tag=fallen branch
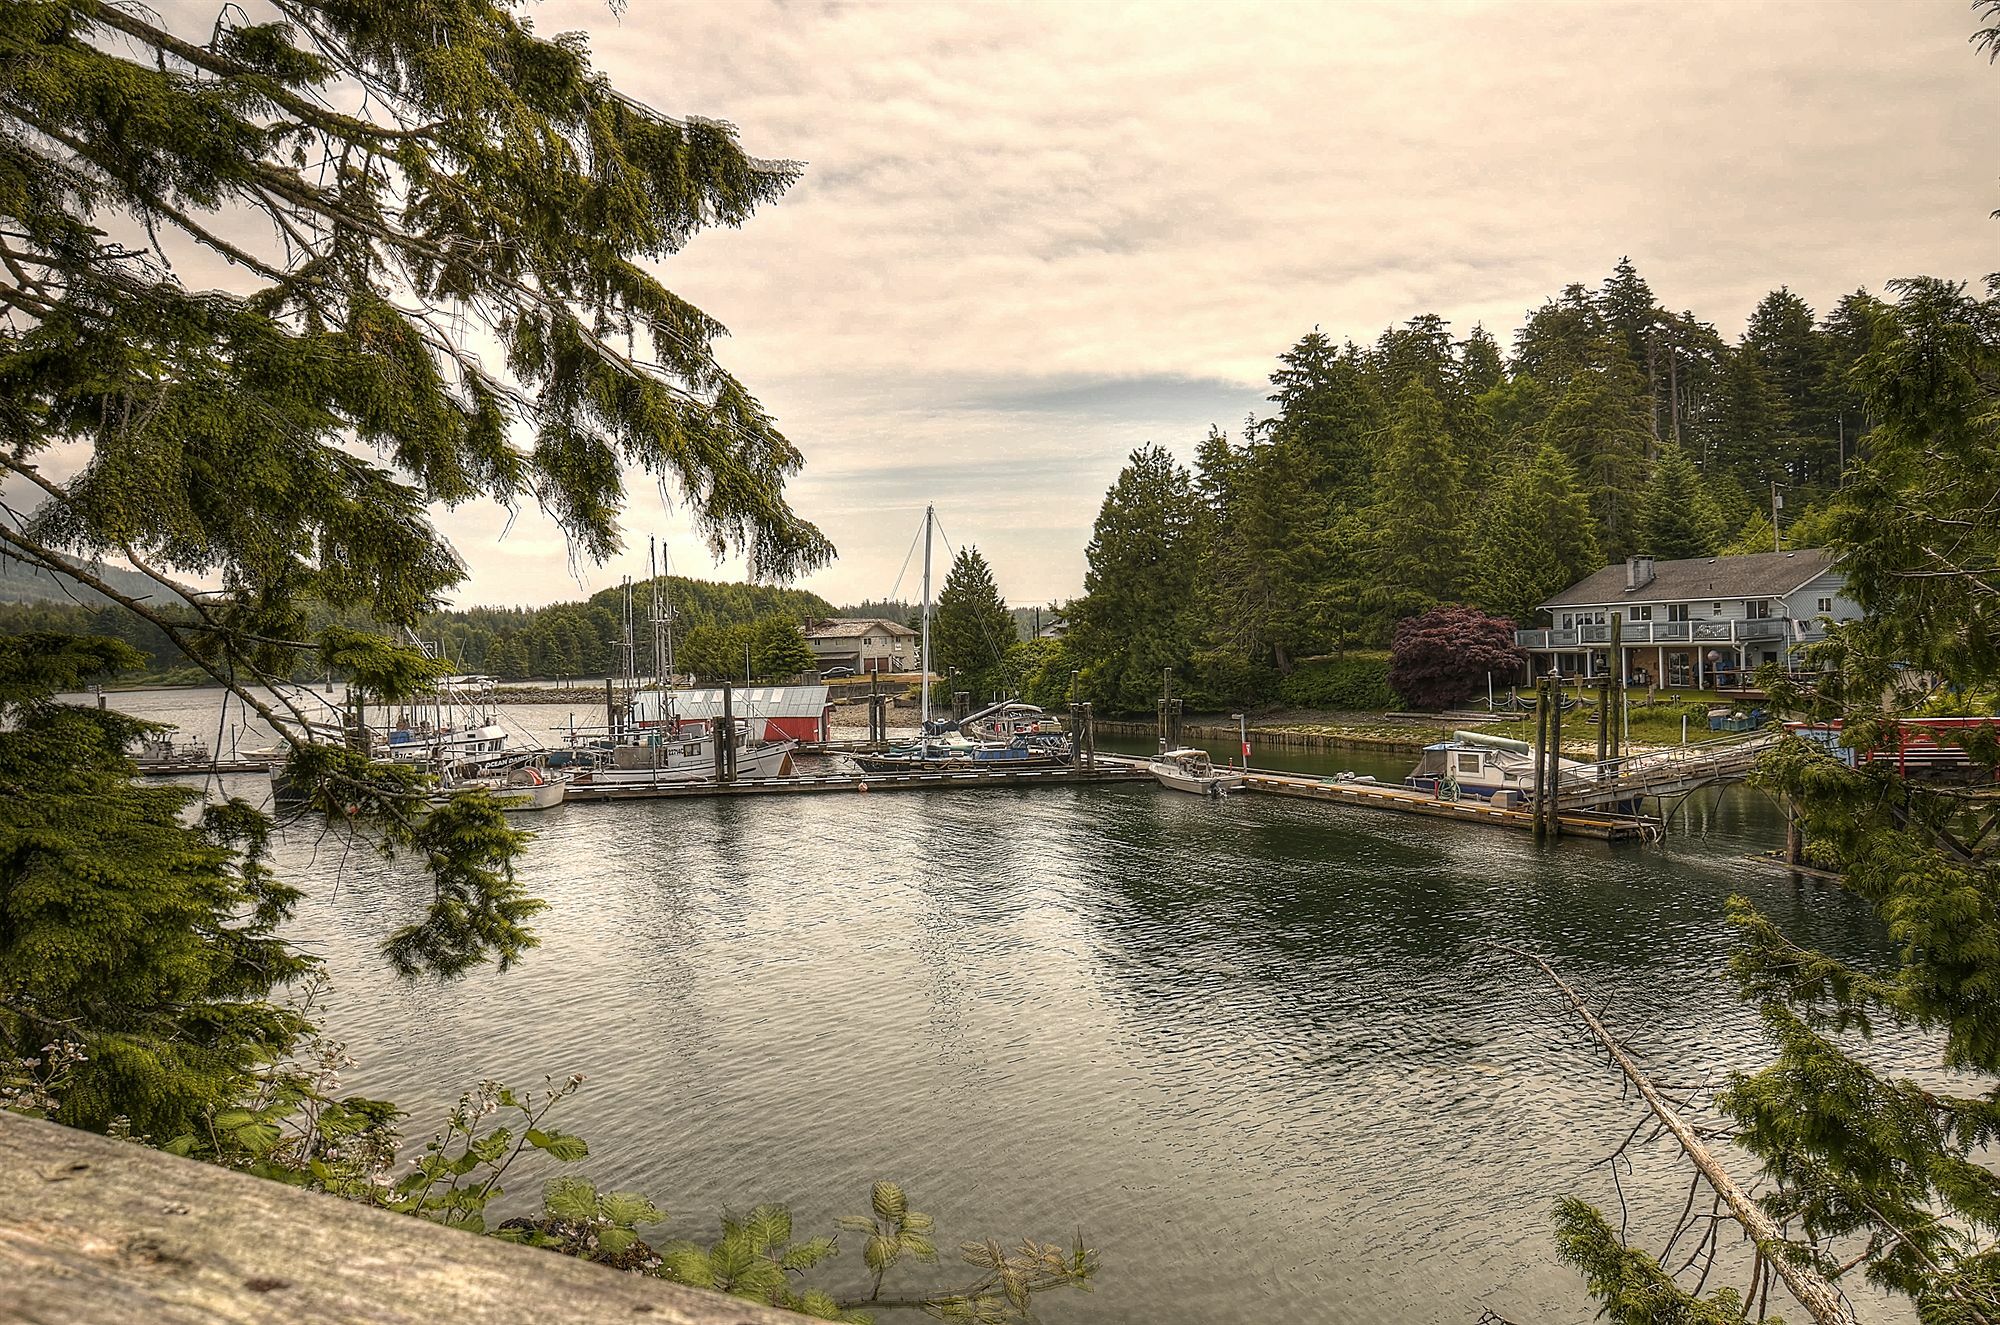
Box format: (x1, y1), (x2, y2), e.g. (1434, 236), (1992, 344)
(1488, 941), (1858, 1325)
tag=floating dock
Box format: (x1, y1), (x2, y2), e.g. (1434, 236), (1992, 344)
(1088, 756), (1660, 841)
(135, 759), (274, 778)
(563, 763), (1151, 802)
(1234, 768), (1659, 841)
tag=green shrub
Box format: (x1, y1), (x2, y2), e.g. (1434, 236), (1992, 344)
(1275, 652), (1399, 710)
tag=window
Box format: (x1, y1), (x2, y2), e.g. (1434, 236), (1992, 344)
(1667, 604), (1690, 622)
(1817, 597), (1833, 613)
(1455, 752), (1480, 775)
(1634, 606), (1652, 621)
(1746, 599), (1772, 620)
(1561, 614), (1572, 628)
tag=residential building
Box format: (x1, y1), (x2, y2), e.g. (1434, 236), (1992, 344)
(1514, 549), (1860, 688)
(803, 618), (918, 674)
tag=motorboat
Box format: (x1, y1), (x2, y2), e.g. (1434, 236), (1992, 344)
(1404, 730), (1592, 801)
(1148, 747), (1245, 796)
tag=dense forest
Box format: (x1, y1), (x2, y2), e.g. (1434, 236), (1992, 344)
(1051, 259), (1882, 713)
(424, 577), (833, 680)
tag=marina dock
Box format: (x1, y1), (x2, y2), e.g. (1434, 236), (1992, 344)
(564, 762), (1151, 802)
(1233, 767), (1660, 841)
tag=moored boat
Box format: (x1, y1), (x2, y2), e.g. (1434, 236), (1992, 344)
(1148, 747), (1245, 796)
(1404, 730), (1592, 801)
(431, 764), (568, 811)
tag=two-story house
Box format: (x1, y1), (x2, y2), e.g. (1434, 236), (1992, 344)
(803, 617), (918, 675)
(1514, 549), (1861, 688)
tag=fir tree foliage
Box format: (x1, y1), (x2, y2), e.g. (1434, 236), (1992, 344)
(1069, 445), (1200, 712)
(1636, 443), (1727, 560)
(0, 634), (314, 1138)
(0, 0), (832, 981)
(1477, 441), (1604, 625)
(932, 547), (1013, 697)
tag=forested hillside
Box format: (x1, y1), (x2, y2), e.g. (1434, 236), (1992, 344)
(1061, 260), (1880, 712)
(426, 576), (833, 680)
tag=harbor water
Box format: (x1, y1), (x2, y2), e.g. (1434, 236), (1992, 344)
(97, 688), (1903, 1323)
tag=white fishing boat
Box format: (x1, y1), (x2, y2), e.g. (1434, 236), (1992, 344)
(1148, 747), (1245, 796)
(563, 716), (796, 787)
(431, 764), (568, 811)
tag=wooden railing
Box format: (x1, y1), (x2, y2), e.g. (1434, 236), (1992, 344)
(0, 1110), (802, 1324)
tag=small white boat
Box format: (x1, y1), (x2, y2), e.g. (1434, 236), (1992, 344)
(1148, 747), (1245, 796)
(432, 765), (567, 811)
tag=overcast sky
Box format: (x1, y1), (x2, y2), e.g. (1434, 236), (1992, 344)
(181, 1), (2000, 609)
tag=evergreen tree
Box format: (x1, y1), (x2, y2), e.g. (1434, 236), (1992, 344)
(1598, 257), (1673, 446)
(1636, 443), (1727, 560)
(1540, 372), (1652, 559)
(752, 618), (813, 680)
(0, 0), (829, 996)
(1366, 380), (1468, 623)
(1512, 283), (1608, 392)
(0, 635), (316, 1140)
(1068, 446), (1199, 712)
(1456, 324), (1506, 397)
(933, 548), (1013, 695)
(1475, 442), (1604, 623)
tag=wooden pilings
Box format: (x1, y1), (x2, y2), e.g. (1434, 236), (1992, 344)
(1533, 671), (1563, 840)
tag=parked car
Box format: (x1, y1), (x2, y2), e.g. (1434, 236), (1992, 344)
(821, 665), (856, 679)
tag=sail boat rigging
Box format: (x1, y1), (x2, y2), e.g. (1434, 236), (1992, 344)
(847, 504), (1071, 773)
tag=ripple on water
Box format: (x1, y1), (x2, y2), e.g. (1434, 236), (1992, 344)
(103, 691), (1906, 1325)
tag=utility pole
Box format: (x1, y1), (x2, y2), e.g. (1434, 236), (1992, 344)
(1771, 481), (1784, 552)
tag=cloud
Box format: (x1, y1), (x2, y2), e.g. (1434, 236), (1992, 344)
(141, 0), (2000, 611)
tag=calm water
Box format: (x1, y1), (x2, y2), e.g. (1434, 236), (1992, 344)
(98, 687), (1901, 1323)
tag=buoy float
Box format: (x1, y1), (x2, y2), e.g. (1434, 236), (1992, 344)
(857, 781), (869, 793)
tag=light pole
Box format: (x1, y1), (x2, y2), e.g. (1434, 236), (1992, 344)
(1230, 712), (1248, 768)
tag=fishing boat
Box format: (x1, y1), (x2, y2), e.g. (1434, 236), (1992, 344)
(1403, 730), (1592, 801)
(430, 764), (568, 811)
(1148, 747), (1245, 796)
(560, 714), (796, 787)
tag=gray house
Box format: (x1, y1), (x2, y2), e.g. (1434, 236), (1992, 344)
(804, 618), (917, 674)
(1514, 549), (1860, 688)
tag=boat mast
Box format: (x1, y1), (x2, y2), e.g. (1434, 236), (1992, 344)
(620, 576), (635, 732)
(649, 537), (664, 688)
(661, 541), (677, 684)
(920, 503), (933, 737)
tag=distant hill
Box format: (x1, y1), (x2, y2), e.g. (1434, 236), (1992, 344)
(0, 554), (166, 608)
(425, 575), (834, 680)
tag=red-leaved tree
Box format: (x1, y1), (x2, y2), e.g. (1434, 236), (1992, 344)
(1390, 606), (1527, 710)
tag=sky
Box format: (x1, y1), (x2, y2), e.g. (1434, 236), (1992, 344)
(99, 1), (2000, 609)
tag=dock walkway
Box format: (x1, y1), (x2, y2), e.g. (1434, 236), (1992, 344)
(1555, 732), (1777, 811)
(1093, 757), (1659, 841)
(564, 763), (1150, 802)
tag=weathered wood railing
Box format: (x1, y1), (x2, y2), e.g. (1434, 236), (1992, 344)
(0, 1111), (801, 1323)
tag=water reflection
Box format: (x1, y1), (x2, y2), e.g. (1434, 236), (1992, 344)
(89, 689), (1900, 1324)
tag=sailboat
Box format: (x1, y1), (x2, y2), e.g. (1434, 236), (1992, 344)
(847, 505), (1071, 774)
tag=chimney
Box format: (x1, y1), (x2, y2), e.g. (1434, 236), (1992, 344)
(1625, 556), (1655, 591)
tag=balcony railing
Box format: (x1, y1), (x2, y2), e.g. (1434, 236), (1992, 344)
(1516, 618), (1809, 650)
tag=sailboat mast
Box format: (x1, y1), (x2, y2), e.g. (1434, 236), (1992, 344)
(649, 537), (664, 687)
(663, 544), (677, 682)
(920, 503), (933, 736)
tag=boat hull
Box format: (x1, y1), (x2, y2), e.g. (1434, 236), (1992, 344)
(1149, 763), (1245, 795)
